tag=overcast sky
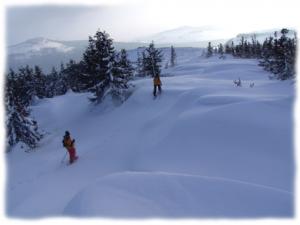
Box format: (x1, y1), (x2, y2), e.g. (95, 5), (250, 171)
(6, 0), (299, 45)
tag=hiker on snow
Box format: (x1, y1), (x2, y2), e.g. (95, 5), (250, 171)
(153, 74), (162, 97)
(62, 131), (78, 164)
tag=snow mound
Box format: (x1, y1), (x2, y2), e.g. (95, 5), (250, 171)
(64, 171), (293, 218)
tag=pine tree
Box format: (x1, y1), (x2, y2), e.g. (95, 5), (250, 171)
(45, 67), (58, 97)
(5, 69), (43, 151)
(218, 43), (225, 59)
(143, 42), (163, 77)
(83, 30), (115, 103)
(136, 50), (145, 77)
(251, 34), (262, 58)
(118, 49), (134, 81)
(59, 62), (70, 92)
(141, 51), (147, 76)
(170, 45), (177, 67)
(259, 28), (296, 80)
(64, 59), (86, 92)
(33, 65), (46, 98)
(206, 42), (213, 57)
(110, 52), (133, 103)
(277, 29), (296, 79)
(17, 65), (35, 106)
(231, 41), (235, 56)
(260, 37), (274, 71)
(54, 66), (68, 96)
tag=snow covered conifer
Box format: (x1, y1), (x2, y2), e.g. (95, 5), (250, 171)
(83, 30), (115, 103)
(170, 45), (177, 67)
(110, 52), (133, 103)
(45, 67), (59, 97)
(64, 59), (86, 92)
(17, 65), (35, 106)
(136, 49), (146, 77)
(143, 42), (163, 77)
(118, 49), (134, 81)
(260, 37), (274, 71)
(55, 67), (68, 95)
(5, 70), (43, 151)
(136, 50), (143, 76)
(33, 65), (46, 99)
(206, 42), (213, 57)
(218, 43), (224, 55)
(141, 51), (147, 76)
(276, 29), (296, 80)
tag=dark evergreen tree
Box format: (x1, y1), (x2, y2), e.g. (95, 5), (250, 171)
(141, 51), (147, 75)
(224, 28), (296, 80)
(59, 62), (70, 92)
(5, 69), (43, 151)
(225, 44), (231, 54)
(231, 41), (235, 56)
(17, 65), (35, 106)
(136, 50), (145, 77)
(213, 47), (218, 54)
(206, 42), (213, 57)
(44, 67), (58, 98)
(276, 29), (296, 79)
(33, 65), (46, 98)
(82, 30), (115, 103)
(63, 59), (86, 92)
(218, 43), (224, 55)
(260, 37), (274, 71)
(118, 49), (134, 81)
(170, 45), (177, 67)
(143, 42), (163, 77)
(55, 66), (68, 95)
(110, 52), (133, 103)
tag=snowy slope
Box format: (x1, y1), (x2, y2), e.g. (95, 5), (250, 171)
(6, 54), (294, 218)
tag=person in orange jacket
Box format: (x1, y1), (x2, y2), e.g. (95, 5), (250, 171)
(153, 74), (162, 97)
(62, 131), (78, 164)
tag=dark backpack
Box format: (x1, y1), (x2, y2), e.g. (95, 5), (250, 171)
(62, 138), (67, 147)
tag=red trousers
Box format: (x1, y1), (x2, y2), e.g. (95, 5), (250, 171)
(67, 148), (77, 163)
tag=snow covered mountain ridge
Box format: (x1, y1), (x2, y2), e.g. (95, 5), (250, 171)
(136, 26), (230, 44)
(6, 37), (146, 72)
(8, 37), (74, 56)
(6, 27), (296, 73)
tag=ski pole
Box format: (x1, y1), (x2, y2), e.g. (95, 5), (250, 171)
(61, 152), (67, 164)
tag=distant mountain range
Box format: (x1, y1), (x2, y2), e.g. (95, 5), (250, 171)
(136, 26), (229, 45)
(6, 27), (295, 73)
(7, 37), (149, 73)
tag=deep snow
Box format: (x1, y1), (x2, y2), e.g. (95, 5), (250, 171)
(6, 53), (295, 218)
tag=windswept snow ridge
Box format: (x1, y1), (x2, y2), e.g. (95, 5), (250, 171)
(63, 171), (292, 218)
(6, 54), (295, 218)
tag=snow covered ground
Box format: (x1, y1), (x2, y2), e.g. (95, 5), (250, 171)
(6, 53), (295, 218)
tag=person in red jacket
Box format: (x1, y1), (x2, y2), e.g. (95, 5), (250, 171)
(62, 131), (78, 164)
